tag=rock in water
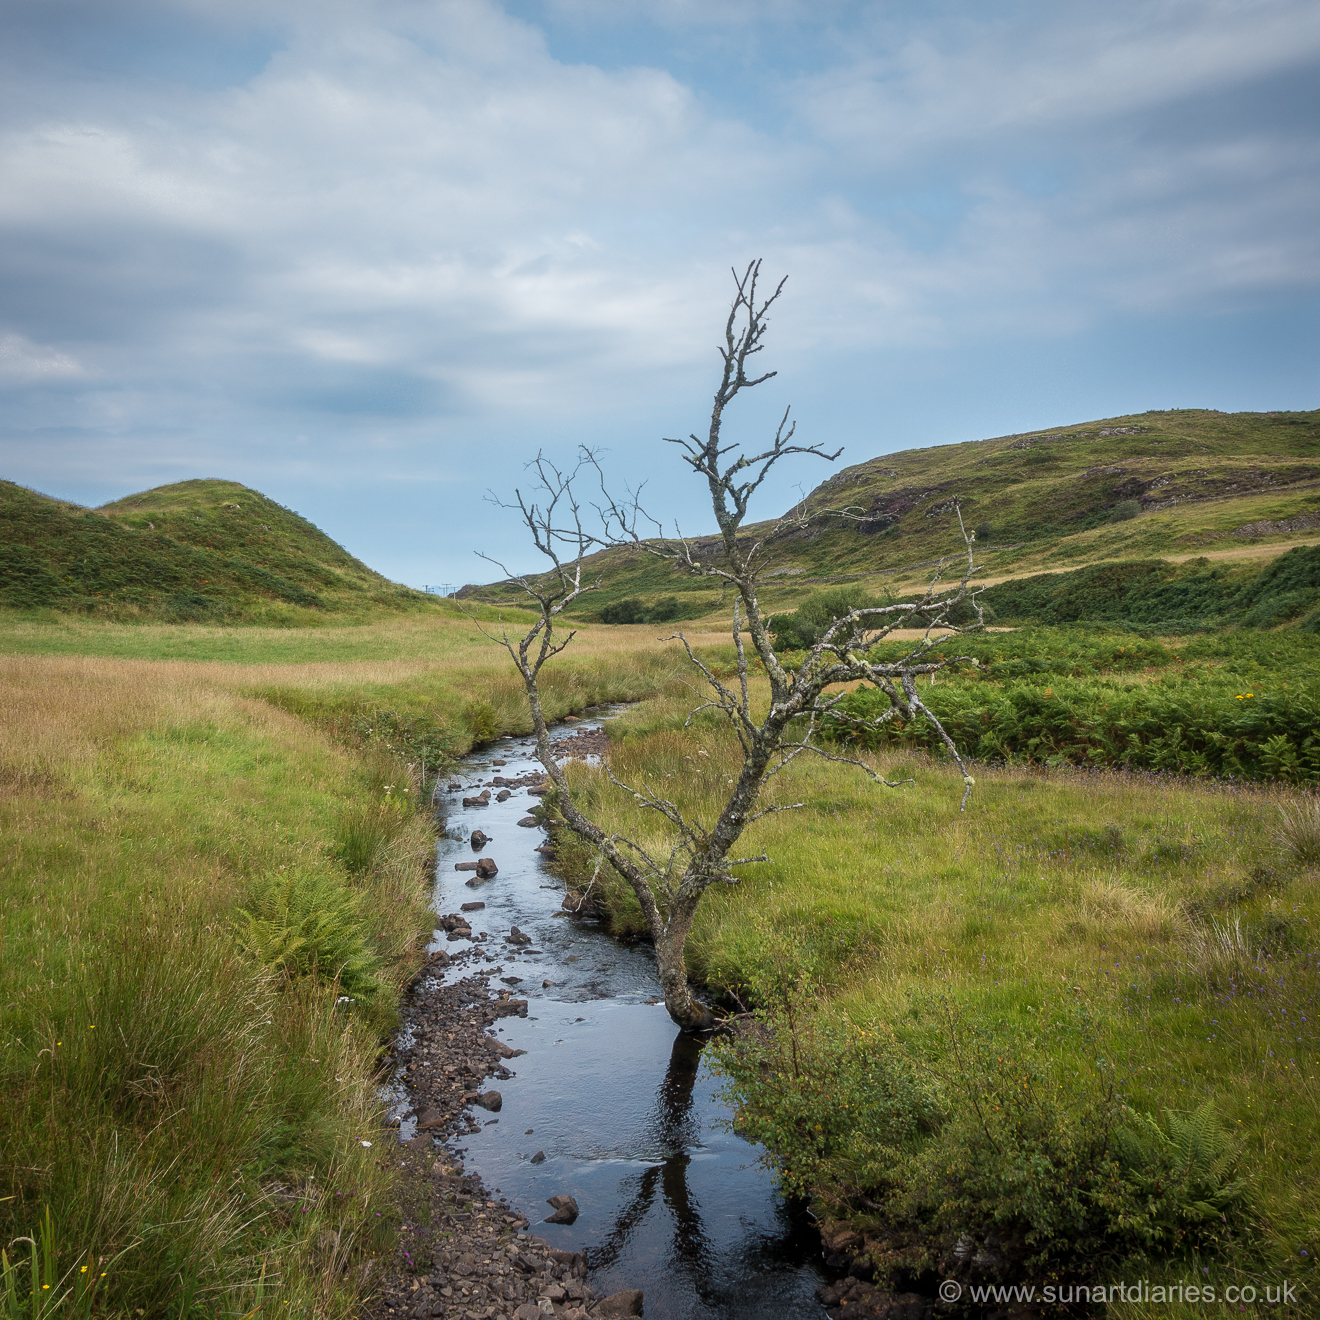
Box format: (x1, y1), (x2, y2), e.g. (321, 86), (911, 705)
(473, 1091), (502, 1112)
(475, 856), (498, 878)
(544, 1193), (579, 1224)
(595, 1289), (644, 1316)
(470, 829), (489, 847)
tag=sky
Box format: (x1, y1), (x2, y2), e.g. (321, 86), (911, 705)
(1, 0), (1317, 589)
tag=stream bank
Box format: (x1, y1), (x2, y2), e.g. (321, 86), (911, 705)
(368, 707), (913, 1320)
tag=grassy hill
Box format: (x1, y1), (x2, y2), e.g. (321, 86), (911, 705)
(463, 407), (1320, 626)
(0, 478), (436, 623)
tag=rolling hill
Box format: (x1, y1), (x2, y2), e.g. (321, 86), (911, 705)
(463, 407), (1320, 629)
(0, 478), (434, 622)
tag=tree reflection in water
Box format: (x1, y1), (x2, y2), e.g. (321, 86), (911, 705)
(587, 1031), (823, 1317)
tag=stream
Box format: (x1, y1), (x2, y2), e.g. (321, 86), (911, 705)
(416, 709), (829, 1319)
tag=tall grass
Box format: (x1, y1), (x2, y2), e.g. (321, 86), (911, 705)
(549, 694), (1320, 1302)
(0, 656), (435, 1316)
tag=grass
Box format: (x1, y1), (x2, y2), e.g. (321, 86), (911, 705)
(0, 477), (438, 623)
(0, 611), (698, 1316)
(4, 591), (1318, 1312)
(467, 407), (1320, 623)
(0, 654), (435, 1317)
(545, 655), (1320, 1309)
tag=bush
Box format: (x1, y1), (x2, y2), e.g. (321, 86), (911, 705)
(714, 993), (1253, 1289)
(1111, 499), (1141, 521)
(598, 595), (692, 625)
(768, 587), (892, 652)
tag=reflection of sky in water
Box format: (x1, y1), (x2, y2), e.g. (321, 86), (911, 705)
(415, 721), (827, 1319)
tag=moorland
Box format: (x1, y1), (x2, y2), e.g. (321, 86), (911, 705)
(1, 407), (1318, 1318)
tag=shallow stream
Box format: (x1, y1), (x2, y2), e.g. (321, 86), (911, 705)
(416, 710), (828, 1319)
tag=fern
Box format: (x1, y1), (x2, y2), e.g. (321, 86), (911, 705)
(235, 871), (383, 1001)
(1115, 1100), (1249, 1244)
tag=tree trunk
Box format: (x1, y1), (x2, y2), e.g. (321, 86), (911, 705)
(656, 890), (715, 1032)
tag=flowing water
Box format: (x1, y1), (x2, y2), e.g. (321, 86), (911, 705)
(414, 711), (829, 1319)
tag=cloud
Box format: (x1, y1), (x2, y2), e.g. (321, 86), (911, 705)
(0, 0), (1315, 584)
(0, 333), (86, 381)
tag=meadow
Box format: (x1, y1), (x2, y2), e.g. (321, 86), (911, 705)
(0, 611), (691, 1319)
(543, 633), (1320, 1315)
(2, 603), (1317, 1316)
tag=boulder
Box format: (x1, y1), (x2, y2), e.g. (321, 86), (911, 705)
(460, 900), (485, 912)
(527, 784), (550, 797)
(506, 926), (533, 945)
(518, 816), (540, 827)
(453, 860), (479, 871)
(461, 793), (490, 807)
(474, 857), (498, 878)
(470, 829), (489, 847)
(473, 1091), (502, 1112)
(529, 1150), (546, 1165)
(544, 1193), (579, 1224)
(491, 758), (507, 766)
(494, 997), (529, 1018)
(512, 1305), (543, 1320)
(415, 1107), (446, 1131)
(496, 790), (511, 802)
(594, 1289), (643, 1316)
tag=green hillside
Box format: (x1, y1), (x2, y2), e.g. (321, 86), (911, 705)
(464, 407), (1320, 624)
(0, 478), (434, 623)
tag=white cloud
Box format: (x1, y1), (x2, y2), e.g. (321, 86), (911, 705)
(0, 333), (86, 381)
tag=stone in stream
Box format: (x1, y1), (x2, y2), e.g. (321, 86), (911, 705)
(460, 900), (485, 911)
(496, 790), (511, 801)
(453, 860), (479, 871)
(415, 1106), (446, 1131)
(469, 829), (489, 847)
(472, 1090), (502, 1112)
(505, 926), (532, 945)
(474, 857), (498, 878)
(595, 1290), (644, 1317)
(517, 816), (540, 827)
(491, 758), (507, 766)
(544, 1193), (579, 1224)
(462, 791), (491, 807)
(529, 1150), (546, 1165)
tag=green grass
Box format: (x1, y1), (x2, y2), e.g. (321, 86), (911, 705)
(543, 640), (1320, 1309)
(466, 407), (1320, 622)
(0, 655), (437, 1317)
(0, 477), (440, 623)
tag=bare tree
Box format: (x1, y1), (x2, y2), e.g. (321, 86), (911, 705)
(483, 261), (984, 1032)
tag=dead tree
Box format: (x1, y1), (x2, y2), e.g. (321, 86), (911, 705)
(484, 261), (984, 1032)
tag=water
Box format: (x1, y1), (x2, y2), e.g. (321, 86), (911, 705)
(421, 713), (828, 1319)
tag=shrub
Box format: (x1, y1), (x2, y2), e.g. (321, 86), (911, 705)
(1111, 499), (1141, 521)
(714, 993), (1254, 1289)
(600, 597), (647, 624)
(768, 587), (891, 652)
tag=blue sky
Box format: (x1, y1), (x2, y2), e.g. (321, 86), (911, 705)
(1, 0), (1317, 588)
